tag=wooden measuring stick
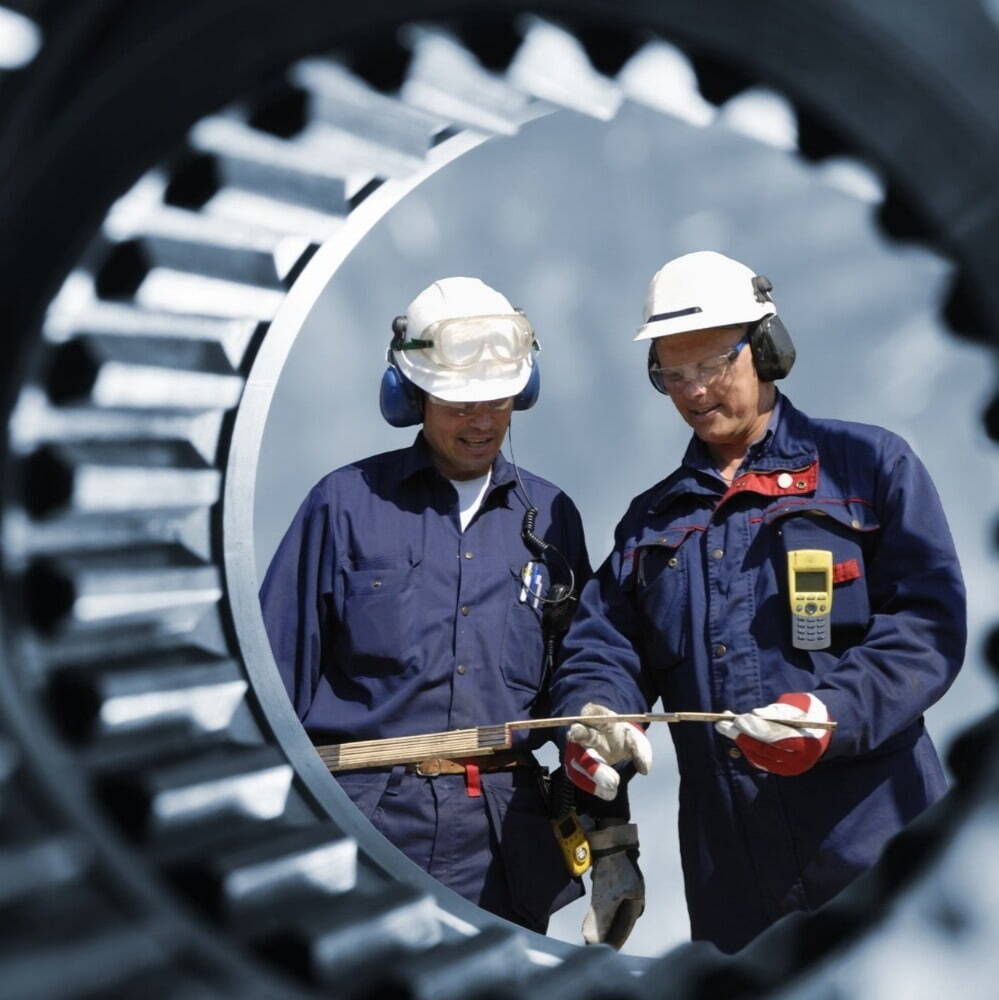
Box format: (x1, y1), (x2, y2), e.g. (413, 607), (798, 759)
(315, 711), (836, 772)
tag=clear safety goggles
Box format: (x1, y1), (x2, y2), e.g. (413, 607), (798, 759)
(650, 333), (749, 393)
(397, 313), (536, 370)
(427, 395), (514, 416)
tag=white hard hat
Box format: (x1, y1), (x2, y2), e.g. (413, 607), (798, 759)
(394, 277), (536, 402)
(634, 250), (776, 341)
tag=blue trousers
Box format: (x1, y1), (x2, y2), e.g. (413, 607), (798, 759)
(335, 766), (582, 932)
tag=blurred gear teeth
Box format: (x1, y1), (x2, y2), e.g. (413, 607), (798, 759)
(254, 883), (443, 986)
(3, 6), (998, 999)
(400, 25), (531, 135)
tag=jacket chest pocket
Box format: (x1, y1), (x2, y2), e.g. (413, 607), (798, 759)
(500, 561), (545, 693)
(625, 528), (699, 669)
(339, 559), (420, 675)
(770, 504), (880, 646)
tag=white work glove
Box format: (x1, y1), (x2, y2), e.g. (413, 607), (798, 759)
(715, 692), (832, 776)
(582, 820), (645, 950)
(565, 703), (653, 802)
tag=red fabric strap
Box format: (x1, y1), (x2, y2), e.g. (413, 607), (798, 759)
(464, 761), (482, 797)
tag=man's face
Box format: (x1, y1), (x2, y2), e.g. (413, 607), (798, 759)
(422, 396), (513, 480)
(654, 324), (775, 452)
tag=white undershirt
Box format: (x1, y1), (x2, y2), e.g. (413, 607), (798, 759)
(450, 469), (492, 531)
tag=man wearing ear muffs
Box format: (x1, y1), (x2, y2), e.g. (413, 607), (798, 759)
(261, 276), (632, 937)
(551, 250), (966, 953)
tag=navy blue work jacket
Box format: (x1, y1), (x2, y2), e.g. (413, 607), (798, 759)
(551, 394), (966, 953)
(261, 434), (591, 929)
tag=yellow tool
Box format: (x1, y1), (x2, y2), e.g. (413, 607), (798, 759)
(551, 811), (592, 877)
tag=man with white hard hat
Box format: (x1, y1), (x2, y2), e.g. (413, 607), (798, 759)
(551, 250), (966, 952)
(262, 277), (632, 936)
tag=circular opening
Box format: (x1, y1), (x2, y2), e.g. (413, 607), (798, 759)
(245, 98), (997, 956)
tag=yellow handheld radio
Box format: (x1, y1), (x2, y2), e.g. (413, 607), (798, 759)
(787, 549), (833, 650)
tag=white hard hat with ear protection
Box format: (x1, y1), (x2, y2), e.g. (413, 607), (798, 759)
(637, 250), (795, 384)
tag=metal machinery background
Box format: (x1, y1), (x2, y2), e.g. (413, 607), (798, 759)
(1, 1), (998, 997)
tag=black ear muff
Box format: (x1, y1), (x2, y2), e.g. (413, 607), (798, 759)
(748, 274), (795, 381)
(749, 314), (796, 381)
(647, 342), (668, 394)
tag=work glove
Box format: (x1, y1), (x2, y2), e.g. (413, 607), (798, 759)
(565, 703), (653, 802)
(582, 819), (645, 950)
(715, 692), (832, 776)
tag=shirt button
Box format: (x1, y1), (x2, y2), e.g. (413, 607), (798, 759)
(777, 472), (793, 489)
(667, 557), (678, 569)
(461, 605), (470, 616)
(456, 664), (467, 675)
(851, 519), (861, 530)
(728, 747), (742, 759)
(711, 548), (724, 561)
(713, 643), (727, 658)
(464, 552), (474, 559)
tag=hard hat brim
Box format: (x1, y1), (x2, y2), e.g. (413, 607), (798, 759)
(633, 301), (775, 341)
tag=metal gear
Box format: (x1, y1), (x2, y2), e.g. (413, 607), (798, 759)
(1, 2), (997, 997)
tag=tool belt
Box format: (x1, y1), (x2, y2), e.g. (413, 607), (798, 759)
(405, 749), (534, 776)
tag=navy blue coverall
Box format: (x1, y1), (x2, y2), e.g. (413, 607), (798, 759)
(551, 394), (966, 952)
(261, 434), (592, 931)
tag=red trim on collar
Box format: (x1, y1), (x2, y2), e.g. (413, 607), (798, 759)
(719, 460), (819, 507)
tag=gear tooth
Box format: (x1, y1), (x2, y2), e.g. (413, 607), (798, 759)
(0, 906), (179, 1000)
(254, 884), (442, 986)
(24, 440), (221, 518)
(0, 835), (92, 909)
(168, 823), (357, 926)
(399, 25), (529, 136)
(519, 947), (644, 1000)
(293, 58), (443, 163)
(97, 744), (292, 841)
(48, 649), (247, 744)
(363, 925), (529, 1000)
(506, 17), (622, 120)
(23, 544), (222, 640)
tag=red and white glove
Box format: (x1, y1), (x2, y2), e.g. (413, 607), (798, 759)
(715, 693), (832, 776)
(564, 703), (653, 802)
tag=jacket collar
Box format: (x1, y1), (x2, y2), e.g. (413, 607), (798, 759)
(401, 432), (519, 493)
(648, 392), (818, 513)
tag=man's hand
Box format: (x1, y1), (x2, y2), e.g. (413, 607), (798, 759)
(715, 692), (832, 776)
(582, 820), (645, 950)
(564, 703), (653, 801)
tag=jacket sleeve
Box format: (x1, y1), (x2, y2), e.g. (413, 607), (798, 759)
(259, 485), (337, 722)
(816, 439), (966, 758)
(550, 518), (657, 720)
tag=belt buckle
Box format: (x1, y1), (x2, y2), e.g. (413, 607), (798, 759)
(416, 757), (442, 776)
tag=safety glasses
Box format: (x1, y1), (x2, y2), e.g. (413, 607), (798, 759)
(650, 333), (749, 393)
(396, 314), (535, 370)
(426, 395), (513, 417)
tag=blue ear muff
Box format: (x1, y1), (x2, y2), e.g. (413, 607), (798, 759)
(379, 362), (423, 427)
(381, 357), (540, 425)
(512, 359), (540, 411)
